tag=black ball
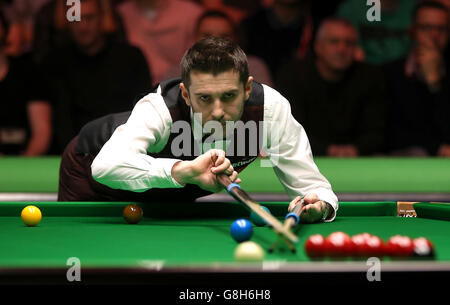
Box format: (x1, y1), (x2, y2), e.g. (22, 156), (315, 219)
(412, 245), (435, 260)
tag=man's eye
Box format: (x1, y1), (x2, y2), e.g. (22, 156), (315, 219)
(223, 93), (236, 100)
(200, 96), (210, 102)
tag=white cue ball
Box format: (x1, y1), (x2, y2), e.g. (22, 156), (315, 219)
(234, 241), (265, 261)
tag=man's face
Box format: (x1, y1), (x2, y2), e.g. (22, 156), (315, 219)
(69, 0), (103, 49)
(180, 70), (252, 136)
(196, 17), (234, 41)
(315, 23), (358, 71)
(413, 8), (449, 51)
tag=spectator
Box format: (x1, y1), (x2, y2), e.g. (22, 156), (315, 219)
(116, 0), (203, 84)
(276, 18), (387, 157)
(165, 10), (273, 87)
(383, 1), (450, 157)
(0, 0), (50, 55)
(33, 0), (125, 64)
(0, 13), (52, 156)
(42, 0), (151, 153)
(337, 0), (416, 65)
(240, 0), (313, 76)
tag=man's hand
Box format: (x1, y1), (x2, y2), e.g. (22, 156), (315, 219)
(438, 144), (450, 157)
(327, 144), (358, 157)
(416, 36), (443, 91)
(288, 193), (330, 223)
(171, 149), (240, 192)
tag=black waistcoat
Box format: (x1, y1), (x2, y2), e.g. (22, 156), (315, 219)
(75, 78), (265, 201)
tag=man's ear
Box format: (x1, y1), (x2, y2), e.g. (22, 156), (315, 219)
(245, 76), (253, 101)
(180, 83), (191, 106)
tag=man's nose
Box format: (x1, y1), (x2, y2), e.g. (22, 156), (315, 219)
(211, 99), (225, 120)
(430, 30), (443, 42)
(336, 41), (353, 53)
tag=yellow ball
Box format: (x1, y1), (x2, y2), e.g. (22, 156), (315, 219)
(21, 205), (42, 226)
(234, 241), (265, 261)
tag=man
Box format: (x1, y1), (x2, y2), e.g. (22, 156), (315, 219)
(116, 0), (203, 84)
(59, 37), (338, 224)
(277, 18), (387, 157)
(0, 11), (51, 156)
(42, 0), (151, 153)
(384, 1), (450, 156)
(33, 0), (125, 64)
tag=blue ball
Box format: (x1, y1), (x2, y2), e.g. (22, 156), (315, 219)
(250, 206), (271, 226)
(230, 219), (253, 243)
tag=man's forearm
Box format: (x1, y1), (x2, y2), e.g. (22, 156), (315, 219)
(171, 160), (193, 186)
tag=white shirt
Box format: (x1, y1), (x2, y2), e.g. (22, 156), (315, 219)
(91, 84), (339, 221)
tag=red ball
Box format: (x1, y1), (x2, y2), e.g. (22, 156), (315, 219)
(359, 232), (373, 240)
(364, 235), (385, 258)
(305, 234), (327, 259)
(351, 234), (367, 259)
(326, 232), (354, 259)
(351, 233), (373, 258)
(386, 235), (401, 257)
(387, 235), (414, 258)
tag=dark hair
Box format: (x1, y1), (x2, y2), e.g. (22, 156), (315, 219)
(412, 1), (449, 22)
(315, 17), (356, 41)
(194, 10), (236, 36)
(180, 36), (249, 89)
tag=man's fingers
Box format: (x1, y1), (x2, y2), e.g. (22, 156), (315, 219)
(212, 159), (232, 174)
(288, 196), (303, 212)
(228, 171), (236, 182)
(303, 193), (320, 205)
(210, 149), (226, 167)
(209, 150), (234, 175)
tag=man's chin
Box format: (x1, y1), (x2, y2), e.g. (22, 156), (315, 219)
(74, 37), (98, 49)
(329, 61), (353, 72)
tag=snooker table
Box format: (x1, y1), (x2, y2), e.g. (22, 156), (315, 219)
(1, 157), (450, 287)
(0, 201), (449, 286)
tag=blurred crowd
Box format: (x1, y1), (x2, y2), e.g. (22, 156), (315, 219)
(0, 0), (449, 157)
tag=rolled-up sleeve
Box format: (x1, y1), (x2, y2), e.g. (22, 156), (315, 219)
(262, 85), (339, 221)
(91, 93), (184, 192)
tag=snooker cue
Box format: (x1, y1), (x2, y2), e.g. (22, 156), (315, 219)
(268, 199), (305, 253)
(216, 174), (299, 244)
